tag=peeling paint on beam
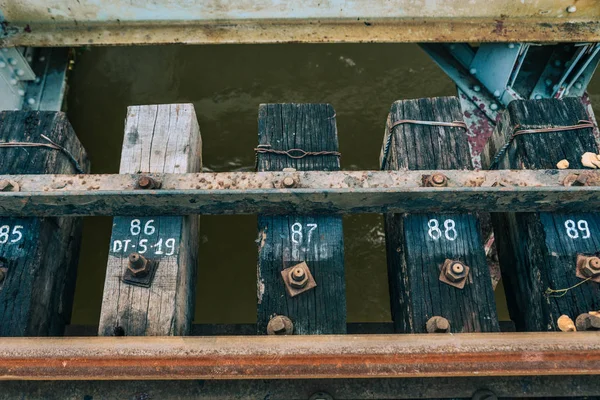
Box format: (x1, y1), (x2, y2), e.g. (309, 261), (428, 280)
(2, 19), (600, 46)
(1, 0), (600, 46)
(1, 333), (600, 380)
(0, 169), (600, 216)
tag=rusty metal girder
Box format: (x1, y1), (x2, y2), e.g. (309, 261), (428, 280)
(1, 0), (599, 46)
(1, 333), (600, 380)
(1, 169), (600, 216)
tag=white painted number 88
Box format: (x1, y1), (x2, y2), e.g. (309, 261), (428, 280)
(427, 219), (457, 241)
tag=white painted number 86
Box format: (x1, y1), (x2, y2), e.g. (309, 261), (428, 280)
(130, 219), (156, 236)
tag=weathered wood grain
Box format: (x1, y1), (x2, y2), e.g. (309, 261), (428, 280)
(0, 111), (89, 336)
(256, 103), (346, 335)
(382, 97), (499, 333)
(98, 104), (201, 336)
(483, 97), (600, 331)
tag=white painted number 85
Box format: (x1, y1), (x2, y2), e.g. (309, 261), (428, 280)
(427, 219), (457, 241)
(0, 225), (23, 244)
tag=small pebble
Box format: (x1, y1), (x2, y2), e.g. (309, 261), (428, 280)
(557, 315), (576, 332)
(582, 152), (600, 168)
(556, 159), (569, 169)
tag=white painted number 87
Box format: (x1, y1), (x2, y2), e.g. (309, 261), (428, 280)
(427, 219), (457, 241)
(291, 223), (318, 245)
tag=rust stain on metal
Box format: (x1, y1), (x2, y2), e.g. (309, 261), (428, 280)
(562, 171), (600, 187)
(0, 180), (20, 192)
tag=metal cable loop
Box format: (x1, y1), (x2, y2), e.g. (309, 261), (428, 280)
(0, 134), (85, 173)
(488, 120), (595, 170)
(380, 119), (468, 170)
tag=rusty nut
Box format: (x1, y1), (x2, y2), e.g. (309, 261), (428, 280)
(445, 261), (468, 282)
(127, 252), (150, 277)
(580, 256), (600, 278)
(267, 315), (294, 335)
(288, 265), (309, 289)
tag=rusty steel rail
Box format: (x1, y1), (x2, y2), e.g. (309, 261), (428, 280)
(1, 333), (600, 380)
(1, 0), (600, 46)
(0, 169), (599, 216)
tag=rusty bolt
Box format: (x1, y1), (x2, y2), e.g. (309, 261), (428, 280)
(580, 256), (600, 278)
(445, 261), (468, 282)
(281, 176), (296, 188)
(576, 313), (600, 331)
(267, 315), (294, 335)
(128, 252), (150, 277)
(424, 173), (448, 187)
(289, 265), (308, 289)
(137, 175), (161, 189)
(431, 173), (447, 186)
(426, 316), (450, 333)
(472, 389), (498, 400)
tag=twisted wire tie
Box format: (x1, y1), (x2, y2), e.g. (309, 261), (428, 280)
(380, 119), (468, 170)
(254, 145), (341, 159)
(545, 277), (591, 298)
(0, 134), (85, 174)
(489, 120), (595, 170)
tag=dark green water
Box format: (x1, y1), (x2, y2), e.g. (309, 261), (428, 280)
(66, 44), (600, 326)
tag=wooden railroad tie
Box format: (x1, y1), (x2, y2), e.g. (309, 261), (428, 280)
(0, 111), (90, 336)
(256, 103), (346, 335)
(482, 97), (600, 332)
(381, 96), (499, 334)
(98, 104), (202, 336)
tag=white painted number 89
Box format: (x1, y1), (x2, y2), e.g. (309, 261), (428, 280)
(565, 219), (591, 239)
(427, 219), (457, 241)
